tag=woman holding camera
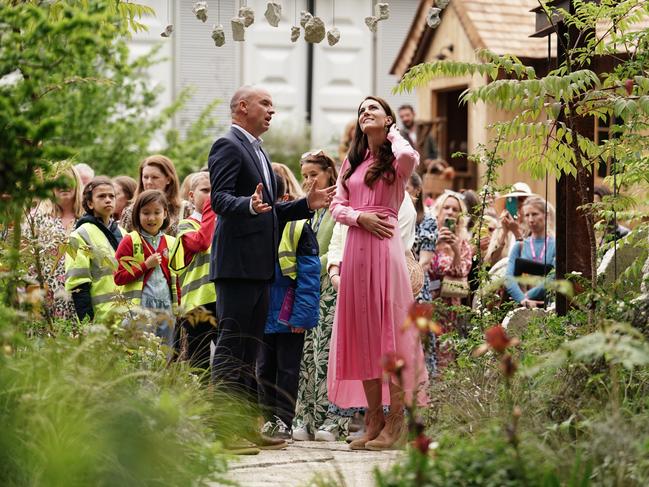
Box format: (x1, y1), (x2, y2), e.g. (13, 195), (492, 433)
(504, 196), (556, 307)
(429, 191), (473, 306)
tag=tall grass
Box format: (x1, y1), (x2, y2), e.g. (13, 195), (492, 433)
(0, 306), (244, 487)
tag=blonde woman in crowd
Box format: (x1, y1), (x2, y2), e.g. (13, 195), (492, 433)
(24, 167), (85, 320)
(504, 196), (556, 307)
(429, 191), (473, 307)
(271, 162), (305, 200)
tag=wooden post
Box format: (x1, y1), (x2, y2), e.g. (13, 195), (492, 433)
(554, 3), (595, 315)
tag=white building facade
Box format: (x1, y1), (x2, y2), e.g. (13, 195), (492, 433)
(132, 0), (417, 149)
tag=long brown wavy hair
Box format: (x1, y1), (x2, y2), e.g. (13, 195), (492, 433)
(343, 96), (397, 188)
(135, 155), (180, 219)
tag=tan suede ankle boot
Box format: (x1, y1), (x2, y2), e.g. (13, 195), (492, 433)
(365, 409), (407, 451)
(349, 408), (385, 450)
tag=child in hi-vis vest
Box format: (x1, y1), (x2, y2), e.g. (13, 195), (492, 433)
(114, 189), (178, 346)
(65, 176), (125, 323)
(169, 171), (217, 370)
(256, 172), (321, 441)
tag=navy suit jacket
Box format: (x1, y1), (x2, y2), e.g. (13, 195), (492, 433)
(208, 127), (312, 281)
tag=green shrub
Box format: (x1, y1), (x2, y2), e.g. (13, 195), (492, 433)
(0, 316), (234, 486)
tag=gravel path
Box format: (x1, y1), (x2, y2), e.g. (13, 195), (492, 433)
(216, 441), (401, 487)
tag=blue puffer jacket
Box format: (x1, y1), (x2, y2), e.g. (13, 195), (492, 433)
(264, 220), (320, 334)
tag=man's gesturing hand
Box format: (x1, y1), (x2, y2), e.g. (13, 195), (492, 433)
(358, 212), (395, 240)
(251, 183), (271, 214)
(306, 182), (336, 210)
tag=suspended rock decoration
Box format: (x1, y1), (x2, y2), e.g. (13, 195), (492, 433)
(435, 0), (450, 8)
(160, 24), (173, 37)
(192, 1), (208, 22)
(304, 16), (325, 43)
(326, 27), (340, 46)
(264, 2), (282, 27)
(426, 7), (441, 28)
(290, 25), (301, 42)
(238, 6), (255, 27)
(300, 10), (313, 28)
(211, 24), (225, 46)
(231, 17), (245, 41)
(364, 16), (379, 33)
(375, 3), (389, 21)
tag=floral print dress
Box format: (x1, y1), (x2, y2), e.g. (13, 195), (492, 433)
(411, 213), (438, 378)
(23, 211), (77, 320)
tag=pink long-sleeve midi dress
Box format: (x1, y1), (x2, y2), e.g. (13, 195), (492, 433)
(327, 130), (429, 408)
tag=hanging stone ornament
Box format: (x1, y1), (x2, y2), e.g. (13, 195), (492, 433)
(374, 3), (389, 21)
(304, 16), (325, 43)
(364, 16), (379, 33)
(211, 24), (226, 46)
(192, 1), (208, 22)
(290, 26), (301, 42)
(426, 7), (441, 28)
(326, 27), (340, 46)
(435, 0), (450, 9)
(264, 2), (282, 27)
(231, 17), (246, 41)
(160, 24), (173, 37)
(238, 6), (255, 26)
(300, 11), (313, 28)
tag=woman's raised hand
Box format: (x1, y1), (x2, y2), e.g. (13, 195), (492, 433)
(358, 212), (394, 240)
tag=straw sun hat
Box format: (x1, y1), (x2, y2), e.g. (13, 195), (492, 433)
(494, 182), (533, 214)
(407, 253), (425, 297)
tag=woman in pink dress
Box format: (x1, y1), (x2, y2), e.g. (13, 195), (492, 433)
(327, 96), (428, 451)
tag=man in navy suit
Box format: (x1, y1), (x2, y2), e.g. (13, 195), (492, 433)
(208, 86), (334, 447)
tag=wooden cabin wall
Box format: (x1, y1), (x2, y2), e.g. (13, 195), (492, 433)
(486, 107), (557, 205)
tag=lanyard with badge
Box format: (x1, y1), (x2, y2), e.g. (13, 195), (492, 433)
(310, 209), (326, 235)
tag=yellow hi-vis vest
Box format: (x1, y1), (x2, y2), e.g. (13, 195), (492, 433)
(65, 222), (125, 323)
(122, 231), (178, 313)
(169, 219), (216, 311)
(278, 220), (306, 279)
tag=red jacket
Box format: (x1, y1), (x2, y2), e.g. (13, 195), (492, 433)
(180, 198), (217, 267)
(114, 232), (179, 304)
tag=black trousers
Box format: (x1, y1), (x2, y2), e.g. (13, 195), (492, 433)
(211, 279), (270, 402)
(177, 301), (217, 372)
(256, 332), (305, 427)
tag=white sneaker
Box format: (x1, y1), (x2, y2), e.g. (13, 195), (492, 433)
(261, 420), (275, 436)
(346, 429), (364, 443)
(314, 429), (337, 442)
(292, 426), (312, 441)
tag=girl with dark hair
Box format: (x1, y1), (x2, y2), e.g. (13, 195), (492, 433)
(114, 190), (178, 345)
(327, 96), (428, 451)
(65, 176), (124, 323)
(120, 155), (188, 236)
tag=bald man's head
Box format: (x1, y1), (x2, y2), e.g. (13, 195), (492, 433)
(230, 86), (275, 138)
(230, 86), (255, 114)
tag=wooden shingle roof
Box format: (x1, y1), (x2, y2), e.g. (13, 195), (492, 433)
(391, 0), (550, 77)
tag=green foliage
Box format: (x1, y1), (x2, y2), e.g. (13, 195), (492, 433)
(164, 96), (223, 180)
(0, 315), (235, 486)
(0, 2), (118, 211)
(263, 120), (314, 176)
(395, 1), (649, 190)
(375, 433), (560, 487)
